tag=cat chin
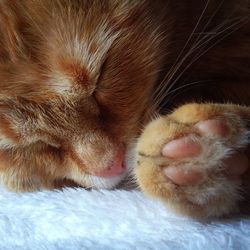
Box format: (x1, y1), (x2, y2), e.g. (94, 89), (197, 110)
(85, 174), (126, 189)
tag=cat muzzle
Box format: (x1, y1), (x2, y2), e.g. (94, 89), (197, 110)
(93, 151), (126, 177)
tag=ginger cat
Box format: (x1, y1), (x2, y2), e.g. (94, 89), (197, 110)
(0, 0), (249, 218)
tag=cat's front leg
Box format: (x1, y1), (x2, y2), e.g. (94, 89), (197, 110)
(135, 103), (250, 218)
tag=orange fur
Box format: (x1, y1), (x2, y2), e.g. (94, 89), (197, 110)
(0, 0), (249, 217)
(136, 103), (250, 217)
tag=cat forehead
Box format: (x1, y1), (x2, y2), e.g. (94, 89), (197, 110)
(0, 1), (157, 99)
(46, 22), (119, 95)
(41, 1), (152, 95)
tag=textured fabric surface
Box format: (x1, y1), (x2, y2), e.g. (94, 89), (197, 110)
(0, 188), (250, 250)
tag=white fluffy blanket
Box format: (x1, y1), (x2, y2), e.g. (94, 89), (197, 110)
(0, 187), (250, 250)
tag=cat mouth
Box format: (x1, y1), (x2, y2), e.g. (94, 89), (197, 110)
(85, 162), (128, 189)
(93, 162), (127, 178)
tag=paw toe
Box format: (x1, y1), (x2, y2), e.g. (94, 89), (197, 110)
(196, 119), (230, 137)
(162, 136), (201, 158)
(163, 167), (204, 186)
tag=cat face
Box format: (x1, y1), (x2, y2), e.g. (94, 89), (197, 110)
(0, 0), (166, 189)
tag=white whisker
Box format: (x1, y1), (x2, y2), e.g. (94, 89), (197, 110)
(153, 15), (248, 108)
(162, 17), (248, 100)
(153, 0), (211, 101)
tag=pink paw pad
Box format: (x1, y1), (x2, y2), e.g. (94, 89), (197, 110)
(162, 119), (249, 186)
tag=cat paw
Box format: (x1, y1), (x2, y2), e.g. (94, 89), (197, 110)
(135, 103), (250, 218)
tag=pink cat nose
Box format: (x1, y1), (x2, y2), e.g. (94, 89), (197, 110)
(94, 151), (126, 178)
